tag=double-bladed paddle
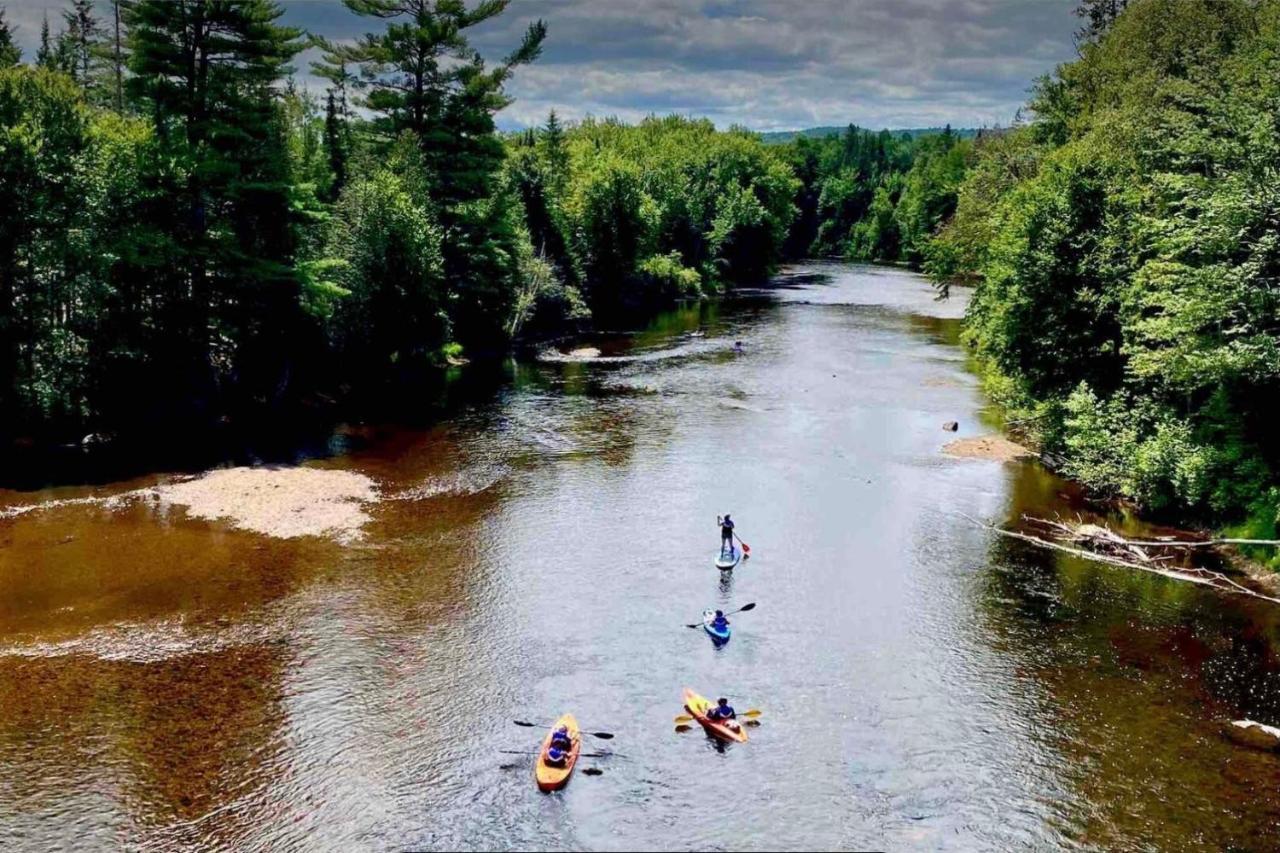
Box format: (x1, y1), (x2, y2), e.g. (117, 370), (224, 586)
(674, 708), (762, 724)
(684, 602), (756, 629)
(512, 720), (615, 740)
(499, 749), (623, 758)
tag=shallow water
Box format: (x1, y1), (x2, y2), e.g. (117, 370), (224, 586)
(4, 262), (1280, 851)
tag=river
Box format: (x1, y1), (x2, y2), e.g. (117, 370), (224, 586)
(4, 261), (1280, 851)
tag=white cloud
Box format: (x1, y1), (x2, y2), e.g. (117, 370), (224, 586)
(5, 0), (1077, 130)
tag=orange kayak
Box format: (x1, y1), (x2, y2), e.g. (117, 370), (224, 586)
(534, 713), (581, 791)
(683, 688), (748, 743)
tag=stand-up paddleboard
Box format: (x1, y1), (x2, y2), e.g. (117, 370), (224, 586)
(702, 609), (731, 644)
(715, 546), (740, 570)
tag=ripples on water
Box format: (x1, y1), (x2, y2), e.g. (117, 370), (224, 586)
(4, 262), (1280, 851)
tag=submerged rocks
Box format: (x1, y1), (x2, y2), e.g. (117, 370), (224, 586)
(942, 421), (959, 432)
(1222, 719), (1280, 752)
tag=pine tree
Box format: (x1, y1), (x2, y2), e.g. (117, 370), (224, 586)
(61, 0), (106, 96)
(340, 0), (547, 350)
(35, 13), (55, 69)
(310, 38), (355, 123)
(0, 6), (20, 68)
(323, 89), (347, 198)
(125, 0), (306, 400)
(540, 109), (569, 192)
(1075, 0), (1128, 44)
(340, 0), (545, 206)
(92, 0), (128, 110)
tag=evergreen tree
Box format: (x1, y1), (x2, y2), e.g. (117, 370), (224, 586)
(310, 38), (355, 122)
(0, 7), (19, 68)
(340, 0), (547, 350)
(35, 14), (56, 70)
(125, 0), (306, 406)
(93, 0), (128, 110)
(312, 39), (354, 198)
(323, 89), (348, 198)
(340, 0), (545, 206)
(61, 0), (106, 96)
(540, 109), (568, 192)
(1075, 0), (1128, 44)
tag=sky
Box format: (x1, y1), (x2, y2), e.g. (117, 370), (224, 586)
(4, 0), (1080, 131)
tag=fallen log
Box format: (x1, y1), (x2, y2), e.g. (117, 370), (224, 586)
(954, 512), (1280, 606)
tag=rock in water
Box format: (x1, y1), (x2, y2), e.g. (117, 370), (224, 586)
(1223, 719), (1280, 751)
(942, 421), (959, 432)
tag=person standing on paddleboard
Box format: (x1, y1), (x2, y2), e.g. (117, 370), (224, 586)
(717, 514), (735, 556)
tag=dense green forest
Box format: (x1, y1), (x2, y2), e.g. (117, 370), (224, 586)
(758, 126), (978, 145)
(0, 0), (800, 446)
(780, 125), (975, 264)
(4, 0), (1279, 549)
(925, 0), (1280, 547)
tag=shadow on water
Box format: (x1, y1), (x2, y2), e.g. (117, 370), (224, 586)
(974, 460), (1280, 850)
(8, 261), (1280, 851)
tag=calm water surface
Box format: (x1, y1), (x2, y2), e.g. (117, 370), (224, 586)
(4, 262), (1280, 851)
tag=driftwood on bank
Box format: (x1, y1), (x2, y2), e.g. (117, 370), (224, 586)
(957, 512), (1280, 606)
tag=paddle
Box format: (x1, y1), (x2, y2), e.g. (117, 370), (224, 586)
(674, 709), (762, 724)
(684, 602), (757, 629)
(499, 750), (623, 758)
(512, 720), (616, 740)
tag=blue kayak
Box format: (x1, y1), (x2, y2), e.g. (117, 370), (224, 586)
(702, 609), (731, 644)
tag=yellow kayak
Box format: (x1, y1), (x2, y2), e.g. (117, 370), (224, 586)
(683, 688), (747, 743)
(534, 713), (581, 791)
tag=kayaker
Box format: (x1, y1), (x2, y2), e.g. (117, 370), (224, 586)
(733, 341), (745, 354)
(717, 514), (735, 555)
(707, 697), (736, 721)
(545, 744), (568, 767)
(549, 725), (573, 752)
(711, 610), (730, 632)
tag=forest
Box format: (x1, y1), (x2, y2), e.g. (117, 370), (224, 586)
(2, 0), (1278, 548)
(929, 0), (1280, 548)
(0, 0), (812, 448)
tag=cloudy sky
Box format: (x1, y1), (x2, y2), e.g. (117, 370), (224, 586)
(5, 0), (1079, 130)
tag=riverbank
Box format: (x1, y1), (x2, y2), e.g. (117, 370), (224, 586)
(7, 262), (1280, 850)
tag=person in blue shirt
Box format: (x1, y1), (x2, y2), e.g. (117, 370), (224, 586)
(707, 697), (736, 721)
(549, 725), (573, 753)
(717, 514), (735, 556)
(545, 745), (568, 767)
(711, 610), (730, 633)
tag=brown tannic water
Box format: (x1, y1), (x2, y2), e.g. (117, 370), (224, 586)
(5, 262), (1280, 851)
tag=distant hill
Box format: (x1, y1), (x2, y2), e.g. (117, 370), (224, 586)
(758, 126), (981, 145)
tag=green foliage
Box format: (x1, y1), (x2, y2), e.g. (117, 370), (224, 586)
(925, 128), (1043, 287)
(784, 123), (972, 266)
(326, 168), (446, 375)
(943, 0), (1280, 525)
(527, 115), (797, 317)
(0, 7), (20, 68)
(638, 252), (702, 299)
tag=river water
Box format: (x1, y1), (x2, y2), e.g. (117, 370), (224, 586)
(4, 262), (1280, 851)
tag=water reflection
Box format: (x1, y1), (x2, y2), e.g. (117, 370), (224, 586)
(4, 263), (1280, 851)
(974, 460), (1280, 850)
